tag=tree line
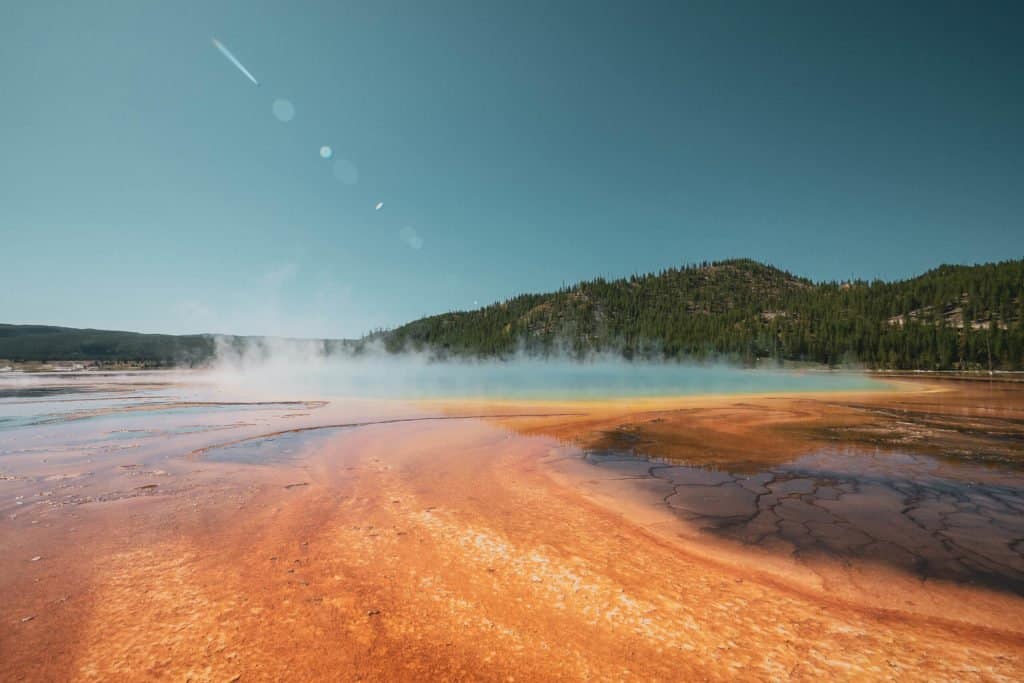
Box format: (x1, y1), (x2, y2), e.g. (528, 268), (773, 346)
(382, 258), (1024, 370)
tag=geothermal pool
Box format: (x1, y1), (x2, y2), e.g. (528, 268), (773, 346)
(202, 359), (882, 399)
(2, 368), (1023, 679)
(3, 367), (1021, 592)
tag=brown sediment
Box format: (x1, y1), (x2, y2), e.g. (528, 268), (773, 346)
(482, 379), (1024, 595)
(472, 378), (1024, 469)
(1, 379), (1023, 680)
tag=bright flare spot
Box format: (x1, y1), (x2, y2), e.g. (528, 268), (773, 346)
(320, 146), (333, 159)
(399, 226), (423, 250)
(272, 99), (295, 122)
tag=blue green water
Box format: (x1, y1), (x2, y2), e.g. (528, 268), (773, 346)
(0, 364), (885, 409)
(263, 361), (884, 400)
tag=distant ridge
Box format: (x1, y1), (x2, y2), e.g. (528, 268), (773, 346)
(3, 258), (1023, 370)
(0, 325), (217, 367)
(379, 258), (1024, 370)
(0, 326), (353, 368)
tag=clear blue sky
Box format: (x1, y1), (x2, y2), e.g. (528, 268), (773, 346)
(1, 1), (1021, 338)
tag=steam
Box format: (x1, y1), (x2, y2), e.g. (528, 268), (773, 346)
(199, 336), (877, 402)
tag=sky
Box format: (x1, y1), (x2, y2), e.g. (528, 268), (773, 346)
(1, 1), (1022, 338)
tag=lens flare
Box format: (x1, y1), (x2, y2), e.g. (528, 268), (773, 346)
(272, 99), (295, 122)
(211, 38), (260, 86)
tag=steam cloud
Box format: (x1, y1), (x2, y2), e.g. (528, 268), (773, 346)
(199, 336), (876, 402)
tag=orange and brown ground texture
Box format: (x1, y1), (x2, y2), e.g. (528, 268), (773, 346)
(2, 378), (1023, 681)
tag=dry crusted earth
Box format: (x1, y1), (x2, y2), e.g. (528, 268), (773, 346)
(2, 387), (1023, 680)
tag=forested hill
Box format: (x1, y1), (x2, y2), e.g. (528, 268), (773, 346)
(381, 258), (1024, 370)
(0, 326), (353, 366)
(3, 259), (1022, 370)
(0, 325), (216, 366)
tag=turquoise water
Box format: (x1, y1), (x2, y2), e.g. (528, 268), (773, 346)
(0, 364), (884, 407)
(249, 360), (884, 400)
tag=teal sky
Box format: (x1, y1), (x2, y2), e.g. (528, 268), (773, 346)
(1, 1), (1022, 338)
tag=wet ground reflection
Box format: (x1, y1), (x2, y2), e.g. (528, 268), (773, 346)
(583, 447), (1024, 593)
(0, 373), (578, 517)
(204, 429), (345, 464)
(0, 374), (347, 518)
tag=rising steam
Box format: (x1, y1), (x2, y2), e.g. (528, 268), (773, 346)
(198, 336), (878, 402)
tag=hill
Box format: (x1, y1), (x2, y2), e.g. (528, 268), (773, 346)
(0, 325), (218, 366)
(3, 258), (1022, 370)
(381, 258), (1024, 370)
(0, 326), (356, 367)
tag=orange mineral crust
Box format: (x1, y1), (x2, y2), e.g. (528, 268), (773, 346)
(1, 375), (1022, 680)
